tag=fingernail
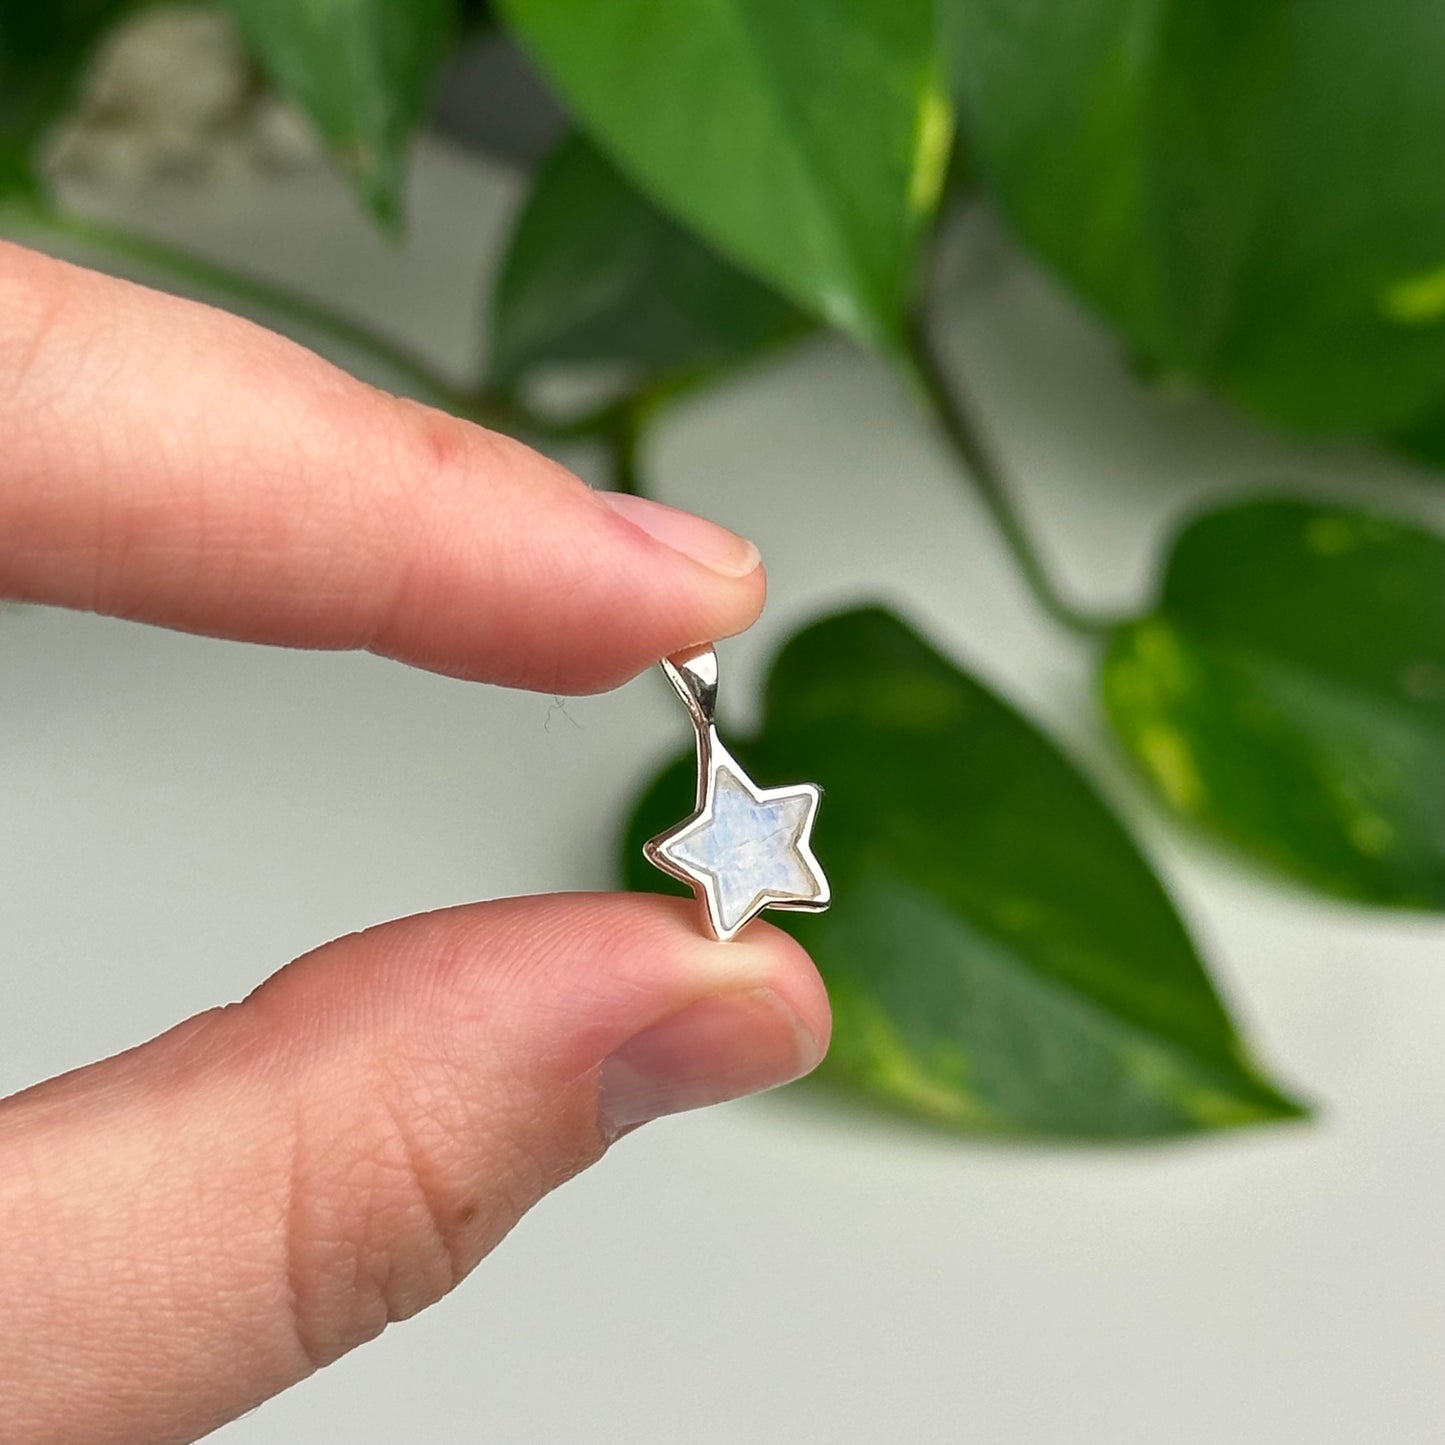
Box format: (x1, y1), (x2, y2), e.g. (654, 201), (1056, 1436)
(597, 492), (761, 578)
(598, 987), (824, 1133)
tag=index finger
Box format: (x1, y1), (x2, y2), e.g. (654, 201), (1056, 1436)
(0, 241), (765, 693)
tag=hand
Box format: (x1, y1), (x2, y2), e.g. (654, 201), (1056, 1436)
(0, 242), (830, 1445)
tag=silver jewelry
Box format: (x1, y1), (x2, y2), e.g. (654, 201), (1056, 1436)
(643, 644), (830, 942)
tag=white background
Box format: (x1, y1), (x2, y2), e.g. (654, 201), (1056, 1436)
(2, 143), (1443, 1444)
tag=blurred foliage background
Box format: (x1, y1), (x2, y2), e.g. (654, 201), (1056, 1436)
(3, 0), (1443, 1141)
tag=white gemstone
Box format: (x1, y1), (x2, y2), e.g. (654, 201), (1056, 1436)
(665, 766), (819, 935)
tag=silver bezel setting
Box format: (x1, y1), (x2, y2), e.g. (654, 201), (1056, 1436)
(643, 645), (831, 942)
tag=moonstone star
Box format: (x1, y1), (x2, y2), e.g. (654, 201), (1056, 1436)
(646, 747), (829, 941)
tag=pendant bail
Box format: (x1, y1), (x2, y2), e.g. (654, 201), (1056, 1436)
(660, 644), (718, 732)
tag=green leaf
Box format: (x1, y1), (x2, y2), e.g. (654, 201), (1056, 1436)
(0, 0), (131, 197)
(623, 607), (1302, 1139)
(1392, 403), (1445, 474)
(495, 0), (952, 352)
(1103, 498), (1445, 907)
(0, 142), (40, 204)
(490, 134), (808, 390)
(219, 0), (454, 229)
(949, 0), (1445, 433)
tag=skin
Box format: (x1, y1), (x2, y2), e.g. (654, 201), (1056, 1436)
(0, 241), (832, 1445)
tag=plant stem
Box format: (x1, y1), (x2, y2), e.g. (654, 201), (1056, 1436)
(4, 201), (673, 503)
(606, 399), (645, 496)
(3, 198), (551, 439)
(18, 202), (456, 393)
(905, 310), (1114, 637)
(8, 204), (1098, 619)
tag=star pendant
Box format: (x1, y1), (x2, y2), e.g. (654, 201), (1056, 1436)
(645, 646), (830, 942)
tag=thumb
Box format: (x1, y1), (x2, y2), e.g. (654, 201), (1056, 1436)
(0, 895), (828, 1445)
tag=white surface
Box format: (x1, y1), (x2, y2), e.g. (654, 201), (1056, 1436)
(2, 143), (1443, 1445)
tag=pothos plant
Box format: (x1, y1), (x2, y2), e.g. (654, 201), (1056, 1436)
(5, 1), (1444, 1139)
